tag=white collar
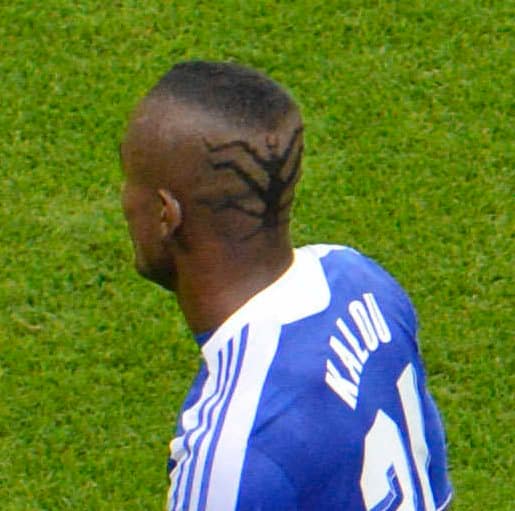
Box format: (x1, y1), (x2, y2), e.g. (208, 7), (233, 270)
(202, 245), (335, 358)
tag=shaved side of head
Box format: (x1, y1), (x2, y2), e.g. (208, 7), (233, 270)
(123, 61), (304, 251)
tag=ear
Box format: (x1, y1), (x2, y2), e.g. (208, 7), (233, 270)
(157, 188), (182, 242)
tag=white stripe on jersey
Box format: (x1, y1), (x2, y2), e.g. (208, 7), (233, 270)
(184, 330), (247, 511)
(437, 491), (453, 511)
(203, 321), (282, 511)
(168, 327), (252, 511)
(168, 343), (228, 510)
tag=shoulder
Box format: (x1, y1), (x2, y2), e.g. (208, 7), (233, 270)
(297, 243), (419, 337)
(298, 243), (395, 282)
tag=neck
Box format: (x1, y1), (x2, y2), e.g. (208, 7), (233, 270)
(174, 240), (294, 334)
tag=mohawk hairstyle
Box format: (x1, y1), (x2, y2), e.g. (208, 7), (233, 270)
(150, 61), (296, 130)
(149, 61), (303, 241)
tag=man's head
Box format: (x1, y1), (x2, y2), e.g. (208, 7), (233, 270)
(120, 61), (304, 291)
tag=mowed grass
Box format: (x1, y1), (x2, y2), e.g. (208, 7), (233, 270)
(0, 1), (512, 509)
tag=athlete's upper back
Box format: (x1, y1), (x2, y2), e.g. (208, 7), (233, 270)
(168, 245), (452, 511)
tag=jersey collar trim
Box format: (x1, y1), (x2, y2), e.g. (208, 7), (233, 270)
(202, 245), (333, 360)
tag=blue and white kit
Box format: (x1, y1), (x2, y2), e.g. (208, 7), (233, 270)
(167, 245), (452, 511)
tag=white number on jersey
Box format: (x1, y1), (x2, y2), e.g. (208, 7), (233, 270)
(360, 364), (436, 511)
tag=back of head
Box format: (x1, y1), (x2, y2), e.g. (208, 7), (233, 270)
(123, 61), (304, 263)
(149, 61), (304, 247)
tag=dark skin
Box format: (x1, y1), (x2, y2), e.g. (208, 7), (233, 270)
(120, 97), (303, 333)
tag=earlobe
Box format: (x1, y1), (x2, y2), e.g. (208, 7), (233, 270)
(158, 189), (182, 242)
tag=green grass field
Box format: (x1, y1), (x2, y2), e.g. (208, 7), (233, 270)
(0, 1), (513, 509)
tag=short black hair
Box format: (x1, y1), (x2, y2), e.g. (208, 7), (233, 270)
(150, 61), (297, 130)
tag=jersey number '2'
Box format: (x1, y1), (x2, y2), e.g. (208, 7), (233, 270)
(360, 364), (436, 511)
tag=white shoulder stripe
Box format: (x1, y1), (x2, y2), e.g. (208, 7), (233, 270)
(203, 321), (282, 511)
(168, 326), (256, 511)
(168, 344), (229, 510)
(186, 331), (247, 510)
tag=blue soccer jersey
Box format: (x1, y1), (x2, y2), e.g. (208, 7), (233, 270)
(167, 245), (452, 511)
